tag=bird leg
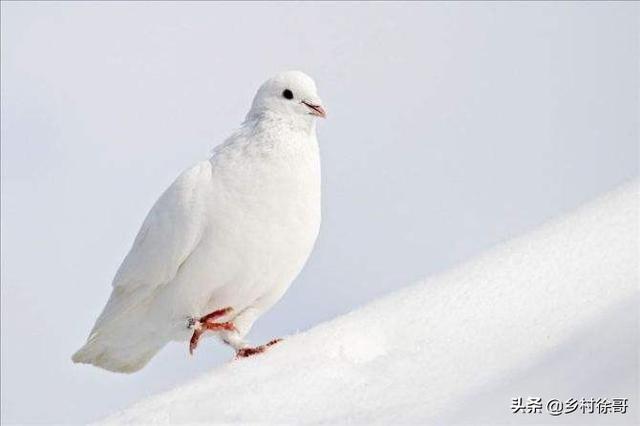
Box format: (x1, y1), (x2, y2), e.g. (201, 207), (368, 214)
(188, 307), (236, 355)
(236, 338), (283, 358)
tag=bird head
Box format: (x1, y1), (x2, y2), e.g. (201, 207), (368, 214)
(246, 71), (326, 125)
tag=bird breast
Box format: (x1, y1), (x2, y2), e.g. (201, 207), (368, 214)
(187, 130), (321, 309)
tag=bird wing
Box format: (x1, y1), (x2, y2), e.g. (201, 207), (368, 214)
(91, 161), (211, 329)
(113, 161), (210, 292)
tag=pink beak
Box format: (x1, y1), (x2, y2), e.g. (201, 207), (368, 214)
(302, 100), (327, 118)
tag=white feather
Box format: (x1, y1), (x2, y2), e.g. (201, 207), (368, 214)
(73, 71), (323, 373)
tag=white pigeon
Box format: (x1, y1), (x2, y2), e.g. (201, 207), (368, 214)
(72, 71), (325, 373)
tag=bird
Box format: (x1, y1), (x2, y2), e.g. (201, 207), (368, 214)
(72, 71), (325, 373)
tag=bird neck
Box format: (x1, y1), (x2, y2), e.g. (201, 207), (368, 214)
(243, 111), (317, 137)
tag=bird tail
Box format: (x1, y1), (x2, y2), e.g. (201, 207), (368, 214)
(73, 286), (165, 373)
(72, 331), (164, 374)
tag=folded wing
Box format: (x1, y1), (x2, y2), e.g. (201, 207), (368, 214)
(72, 161), (211, 372)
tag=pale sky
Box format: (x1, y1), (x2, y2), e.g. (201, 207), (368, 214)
(1, 2), (638, 423)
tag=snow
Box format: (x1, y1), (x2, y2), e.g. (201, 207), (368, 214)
(102, 180), (638, 425)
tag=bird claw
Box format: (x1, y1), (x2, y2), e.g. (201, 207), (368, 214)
(235, 338), (283, 358)
(188, 306), (235, 355)
(200, 306), (234, 323)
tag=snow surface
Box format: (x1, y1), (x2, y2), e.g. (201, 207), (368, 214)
(102, 181), (638, 425)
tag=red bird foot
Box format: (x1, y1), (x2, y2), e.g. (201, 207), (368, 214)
(188, 307), (236, 355)
(236, 338), (283, 358)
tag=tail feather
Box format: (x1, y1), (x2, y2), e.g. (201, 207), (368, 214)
(73, 286), (163, 373)
(72, 333), (163, 374)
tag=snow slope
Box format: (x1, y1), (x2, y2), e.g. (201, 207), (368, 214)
(103, 181), (638, 425)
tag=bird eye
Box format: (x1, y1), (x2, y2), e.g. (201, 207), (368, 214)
(282, 89), (294, 100)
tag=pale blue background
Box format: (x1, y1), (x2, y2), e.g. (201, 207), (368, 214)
(1, 2), (638, 424)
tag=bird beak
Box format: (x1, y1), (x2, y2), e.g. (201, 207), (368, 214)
(301, 100), (327, 118)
